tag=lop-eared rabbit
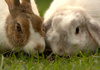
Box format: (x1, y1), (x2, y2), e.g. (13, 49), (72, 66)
(0, 0), (45, 54)
(43, 0), (100, 56)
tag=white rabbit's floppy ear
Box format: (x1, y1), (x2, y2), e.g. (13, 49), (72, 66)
(43, 18), (52, 33)
(86, 18), (100, 47)
(22, 0), (30, 3)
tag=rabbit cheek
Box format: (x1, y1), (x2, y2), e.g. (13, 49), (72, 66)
(22, 17), (45, 54)
(6, 24), (23, 48)
(30, 15), (46, 38)
(5, 19), (29, 50)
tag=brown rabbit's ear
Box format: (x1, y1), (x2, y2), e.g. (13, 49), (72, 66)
(21, 0), (31, 6)
(22, 0), (30, 3)
(5, 0), (20, 17)
(86, 18), (100, 47)
(21, 0), (33, 12)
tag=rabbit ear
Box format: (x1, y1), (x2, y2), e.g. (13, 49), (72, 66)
(86, 18), (100, 47)
(21, 0), (33, 12)
(43, 19), (52, 33)
(22, 0), (30, 3)
(5, 0), (20, 8)
(5, 0), (20, 17)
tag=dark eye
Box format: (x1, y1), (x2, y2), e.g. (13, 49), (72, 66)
(76, 27), (79, 34)
(16, 23), (21, 32)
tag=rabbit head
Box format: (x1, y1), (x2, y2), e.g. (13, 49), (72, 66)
(5, 0), (45, 54)
(44, 6), (99, 56)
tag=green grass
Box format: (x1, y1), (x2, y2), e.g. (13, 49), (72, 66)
(35, 0), (52, 17)
(0, 51), (100, 70)
(0, 0), (100, 70)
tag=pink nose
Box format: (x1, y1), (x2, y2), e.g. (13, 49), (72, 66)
(34, 44), (43, 52)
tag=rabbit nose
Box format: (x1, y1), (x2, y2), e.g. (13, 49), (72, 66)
(34, 44), (43, 52)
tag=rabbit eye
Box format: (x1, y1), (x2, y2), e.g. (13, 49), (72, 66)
(76, 27), (79, 34)
(16, 23), (21, 32)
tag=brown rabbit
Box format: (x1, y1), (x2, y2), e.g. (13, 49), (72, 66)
(0, 0), (45, 54)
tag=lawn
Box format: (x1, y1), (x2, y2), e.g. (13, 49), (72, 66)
(0, 50), (100, 70)
(0, 0), (100, 70)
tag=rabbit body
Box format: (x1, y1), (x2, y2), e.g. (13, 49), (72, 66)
(0, 0), (10, 52)
(44, 0), (100, 56)
(44, 0), (100, 23)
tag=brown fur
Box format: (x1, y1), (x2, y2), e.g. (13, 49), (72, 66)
(31, 15), (45, 37)
(34, 44), (43, 51)
(5, 0), (45, 48)
(5, 14), (30, 47)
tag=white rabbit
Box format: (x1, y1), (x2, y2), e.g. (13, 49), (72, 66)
(43, 0), (100, 56)
(0, 0), (45, 54)
(44, 0), (100, 23)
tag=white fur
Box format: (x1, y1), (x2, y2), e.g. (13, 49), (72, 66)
(31, 0), (40, 16)
(44, 0), (100, 23)
(0, 0), (11, 52)
(61, 11), (76, 28)
(44, 0), (99, 56)
(46, 9), (98, 56)
(23, 19), (45, 54)
(47, 30), (60, 42)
